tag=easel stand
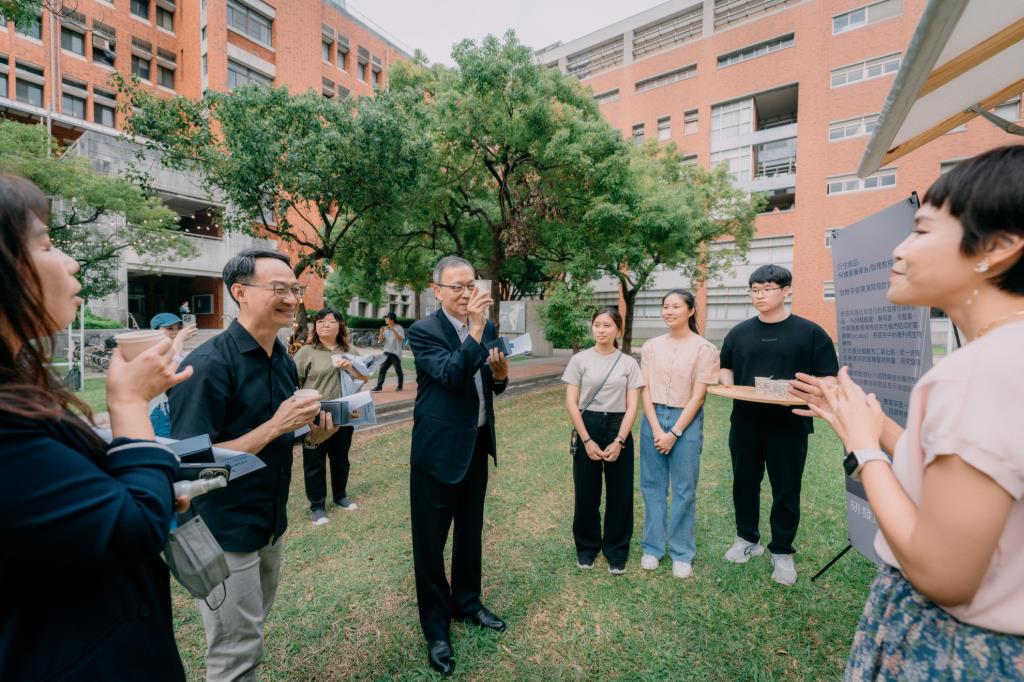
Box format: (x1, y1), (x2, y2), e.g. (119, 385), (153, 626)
(811, 544), (853, 582)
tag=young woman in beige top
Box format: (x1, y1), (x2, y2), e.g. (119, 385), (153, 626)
(638, 290), (719, 579)
(792, 146), (1024, 679)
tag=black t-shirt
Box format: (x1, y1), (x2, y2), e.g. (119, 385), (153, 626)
(720, 314), (839, 434)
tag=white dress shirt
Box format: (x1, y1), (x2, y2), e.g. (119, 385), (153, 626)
(442, 308), (487, 427)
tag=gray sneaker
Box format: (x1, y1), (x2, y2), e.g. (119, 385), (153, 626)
(724, 536), (765, 563)
(311, 509), (329, 526)
(336, 497), (358, 511)
(770, 552), (797, 586)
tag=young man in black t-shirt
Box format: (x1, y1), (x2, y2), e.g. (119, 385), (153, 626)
(719, 264), (838, 586)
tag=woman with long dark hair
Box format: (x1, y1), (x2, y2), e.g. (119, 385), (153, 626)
(293, 307), (368, 524)
(0, 174), (192, 679)
(638, 290), (719, 579)
(561, 307), (644, 574)
(792, 146), (1024, 678)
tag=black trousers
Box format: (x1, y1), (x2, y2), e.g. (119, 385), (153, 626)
(573, 411), (634, 566)
(302, 425), (354, 510)
(728, 425), (808, 555)
(410, 427), (489, 642)
(374, 351), (404, 389)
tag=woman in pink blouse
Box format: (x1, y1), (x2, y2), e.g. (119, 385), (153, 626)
(792, 145), (1024, 679)
(638, 290), (720, 579)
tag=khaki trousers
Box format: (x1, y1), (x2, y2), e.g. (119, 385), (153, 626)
(197, 539), (284, 682)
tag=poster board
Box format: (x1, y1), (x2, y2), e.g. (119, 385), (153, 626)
(830, 195), (933, 564)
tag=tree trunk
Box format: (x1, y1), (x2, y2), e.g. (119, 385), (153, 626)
(621, 285), (638, 355)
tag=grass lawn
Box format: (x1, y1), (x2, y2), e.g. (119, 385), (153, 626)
(170, 388), (877, 681)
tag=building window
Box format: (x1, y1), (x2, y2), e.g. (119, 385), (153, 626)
(833, 0), (902, 34)
(717, 33), (794, 68)
(156, 7), (174, 31)
(831, 53), (901, 87)
(631, 4), (703, 59)
(635, 64), (696, 94)
(710, 145), (753, 184)
(828, 114), (879, 141)
(939, 159), (965, 175)
(371, 67), (380, 89)
(227, 59), (271, 89)
(827, 169), (897, 195)
(566, 37), (624, 80)
(132, 55), (151, 81)
(594, 89), (619, 106)
(15, 63), (45, 106)
(322, 77), (335, 98)
(0, 55), (8, 98)
(632, 123), (645, 146)
(131, 0), (150, 20)
(322, 41), (331, 62)
(680, 153), (698, 166)
(158, 65), (175, 88)
(994, 96), (1021, 121)
(824, 229), (837, 248)
(823, 280), (835, 300)
(338, 36), (349, 70)
(62, 82), (87, 119)
(227, 0), (273, 47)
(711, 98), (753, 146)
(657, 116), (671, 141)
(713, 0), (800, 30)
(16, 15), (42, 40)
(61, 26), (85, 56)
(94, 87), (117, 127)
(92, 24), (117, 67)
(683, 109), (698, 134)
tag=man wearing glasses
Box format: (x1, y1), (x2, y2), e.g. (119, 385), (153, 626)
(719, 264), (838, 587)
(169, 249), (335, 681)
(408, 255), (510, 676)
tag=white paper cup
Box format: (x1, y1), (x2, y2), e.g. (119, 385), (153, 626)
(331, 354), (344, 367)
(115, 330), (165, 361)
(293, 388), (320, 401)
(475, 279), (492, 295)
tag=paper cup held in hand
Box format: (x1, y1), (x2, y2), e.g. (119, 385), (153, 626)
(294, 388), (321, 400)
(330, 354), (344, 367)
(115, 330), (165, 361)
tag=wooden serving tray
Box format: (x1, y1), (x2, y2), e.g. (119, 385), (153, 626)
(707, 384), (806, 406)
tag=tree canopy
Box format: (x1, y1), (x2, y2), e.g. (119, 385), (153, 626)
(0, 119), (190, 300)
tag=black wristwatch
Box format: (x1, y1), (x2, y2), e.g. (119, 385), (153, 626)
(670, 428), (683, 438)
(843, 448), (890, 481)
(614, 436), (626, 445)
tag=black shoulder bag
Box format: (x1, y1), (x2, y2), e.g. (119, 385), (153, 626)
(569, 351), (622, 457)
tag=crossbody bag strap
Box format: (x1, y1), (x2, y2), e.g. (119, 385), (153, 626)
(580, 351), (623, 413)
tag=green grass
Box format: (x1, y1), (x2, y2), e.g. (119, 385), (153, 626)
(170, 389), (876, 680)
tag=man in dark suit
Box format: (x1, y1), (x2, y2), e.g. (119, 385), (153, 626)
(408, 255), (510, 676)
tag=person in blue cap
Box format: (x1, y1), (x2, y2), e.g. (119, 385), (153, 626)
(148, 312), (196, 437)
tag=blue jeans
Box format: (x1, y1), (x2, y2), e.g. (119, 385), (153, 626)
(640, 405), (704, 563)
(149, 402), (171, 439)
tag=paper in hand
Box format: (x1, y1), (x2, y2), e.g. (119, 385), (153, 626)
(504, 333), (532, 357)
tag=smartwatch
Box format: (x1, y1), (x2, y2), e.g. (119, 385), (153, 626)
(670, 428), (683, 438)
(843, 448), (890, 481)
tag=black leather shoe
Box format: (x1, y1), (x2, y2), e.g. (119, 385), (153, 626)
(460, 606), (507, 632)
(427, 640), (455, 676)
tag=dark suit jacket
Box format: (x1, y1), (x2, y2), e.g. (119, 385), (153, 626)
(408, 311), (508, 484)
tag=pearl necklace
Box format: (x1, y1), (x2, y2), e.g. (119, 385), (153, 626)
(975, 310), (1024, 338)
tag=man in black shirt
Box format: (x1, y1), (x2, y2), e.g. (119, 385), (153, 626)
(169, 249), (332, 681)
(719, 264), (838, 586)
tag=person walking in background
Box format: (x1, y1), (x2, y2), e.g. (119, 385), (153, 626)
(373, 311), (405, 392)
(408, 255), (510, 676)
(790, 145), (1024, 679)
(719, 264), (839, 586)
(168, 249), (334, 682)
(293, 307), (367, 523)
(179, 299), (190, 317)
(0, 173), (192, 680)
(562, 307), (644, 575)
(148, 312), (196, 438)
(639, 290), (719, 580)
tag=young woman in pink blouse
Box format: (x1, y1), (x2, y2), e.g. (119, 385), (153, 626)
(792, 146), (1024, 679)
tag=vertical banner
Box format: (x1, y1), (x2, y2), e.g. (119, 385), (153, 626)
(830, 196), (933, 563)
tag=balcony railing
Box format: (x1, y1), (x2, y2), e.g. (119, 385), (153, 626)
(756, 157), (796, 178)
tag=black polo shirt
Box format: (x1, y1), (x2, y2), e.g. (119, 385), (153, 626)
(168, 320), (298, 552)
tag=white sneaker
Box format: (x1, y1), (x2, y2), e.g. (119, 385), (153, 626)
(724, 536), (765, 563)
(770, 553), (797, 586)
(640, 554), (659, 571)
(671, 561), (693, 579)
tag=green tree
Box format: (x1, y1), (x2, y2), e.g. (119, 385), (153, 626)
(0, 119), (190, 299)
(540, 279), (597, 353)
(118, 78), (427, 333)
(385, 33), (633, 323)
(0, 0), (65, 28)
(586, 143), (764, 353)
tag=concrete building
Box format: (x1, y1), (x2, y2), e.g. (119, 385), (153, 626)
(536, 0), (1022, 340)
(1, 0), (409, 328)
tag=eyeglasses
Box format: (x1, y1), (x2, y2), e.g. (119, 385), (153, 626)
(240, 283), (306, 298)
(436, 282), (477, 295)
(747, 286), (783, 297)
